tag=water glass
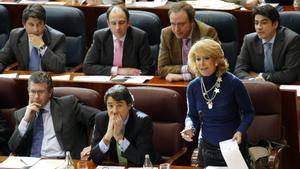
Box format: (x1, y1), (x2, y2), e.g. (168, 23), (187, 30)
(77, 161), (88, 169)
(159, 163), (170, 169)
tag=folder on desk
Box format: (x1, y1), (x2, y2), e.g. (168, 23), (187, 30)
(0, 156), (40, 169)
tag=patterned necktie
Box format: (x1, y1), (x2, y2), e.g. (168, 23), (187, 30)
(264, 42), (274, 72)
(116, 141), (127, 164)
(29, 47), (41, 71)
(113, 39), (123, 67)
(182, 38), (190, 65)
(31, 109), (44, 157)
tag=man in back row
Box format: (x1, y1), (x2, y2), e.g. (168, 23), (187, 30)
(234, 4), (300, 84)
(158, 2), (219, 82)
(83, 5), (154, 76)
(0, 4), (66, 73)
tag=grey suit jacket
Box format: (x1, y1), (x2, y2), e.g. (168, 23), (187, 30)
(0, 25), (66, 73)
(83, 26), (154, 75)
(157, 20), (219, 78)
(234, 26), (300, 84)
(90, 109), (162, 165)
(8, 95), (98, 159)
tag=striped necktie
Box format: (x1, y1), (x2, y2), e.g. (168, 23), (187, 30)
(31, 109), (44, 157)
(29, 47), (41, 71)
(264, 42), (274, 72)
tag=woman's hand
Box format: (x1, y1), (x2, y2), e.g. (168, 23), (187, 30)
(180, 128), (195, 142)
(232, 131), (242, 144)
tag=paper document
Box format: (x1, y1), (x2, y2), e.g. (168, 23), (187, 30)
(110, 75), (153, 83)
(96, 166), (125, 169)
(18, 74), (31, 79)
(279, 85), (300, 97)
(19, 0), (48, 4)
(219, 139), (248, 169)
(30, 159), (65, 169)
(51, 75), (70, 81)
(0, 73), (17, 79)
(73, 75), (111, 82)
(128, 167), (158, 169)
(206, 166), (228, 169)
(0, 156), (40, 169)
(186, 0), (240, 10)
(135, 0), (167, 8)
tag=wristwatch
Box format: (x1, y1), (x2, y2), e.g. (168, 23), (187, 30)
(39, 44), (46, 50)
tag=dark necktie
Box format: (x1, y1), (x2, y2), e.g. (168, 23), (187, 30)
(264, 42), (274, 72)
(31, 109), (44, 157)
(29, 47), (41, 71)
(182, 38), (190, 65)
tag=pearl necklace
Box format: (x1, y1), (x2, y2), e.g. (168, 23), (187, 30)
(200, 76), (222, 109)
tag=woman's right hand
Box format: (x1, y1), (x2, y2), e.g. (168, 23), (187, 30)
(180, 128), (195, 142)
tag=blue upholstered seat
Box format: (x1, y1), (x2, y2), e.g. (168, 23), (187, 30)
(0, 5), (10, 49)
(44, 6), (86, 71)
(195, 11), (239, 72)
(280, 11), (300, 35)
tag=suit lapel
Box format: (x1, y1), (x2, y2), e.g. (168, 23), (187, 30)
(123, 28), (132, 67)
(106, 32), (114, 64)
(272, 29), (284, 68)
(50, 99), (64, 149)
(18, 33), (30, 69)
(171, 35), (182, 65)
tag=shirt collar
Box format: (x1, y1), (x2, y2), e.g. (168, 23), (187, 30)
(262, 33), (276, 44)
(42, 100), (51, 113)
(113, 34), (126, 42)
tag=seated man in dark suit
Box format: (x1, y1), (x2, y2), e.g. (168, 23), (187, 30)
(234, 5), (300, 84)
(83, 5), (154, 76)
(0, 4), (66, 73)
(91, 85), (162, 165)
(9, 71), (98, 159)
(0, 112), (10, 155)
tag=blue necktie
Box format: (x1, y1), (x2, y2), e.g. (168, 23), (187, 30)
(31, 110), (44, 157)
(29, 47), (41, 71)
(264, 42), (274, 72)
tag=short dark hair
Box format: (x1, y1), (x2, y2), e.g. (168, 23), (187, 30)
(168, 2), (195, 22)
(253, 4), (280, 26)
(106, 5), (129, 21)
(22, 4), (46, 23)
(104, 85), (134, 105)
(28, 71), (53, 91)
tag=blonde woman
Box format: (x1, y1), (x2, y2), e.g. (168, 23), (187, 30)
(181, 39), (255, 167)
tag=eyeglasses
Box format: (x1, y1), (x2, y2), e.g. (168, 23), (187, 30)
(28, 90), (47, 96)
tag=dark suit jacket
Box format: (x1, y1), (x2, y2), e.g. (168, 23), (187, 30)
(8, 95), (98, 159)
(90, 109), (162, 165)
(234, 26), (300, 84)
(0, 112), (10, 155)
(83, 26), (154, 75)
(157, 19), (219, 78)
(0, 25), (66, 73)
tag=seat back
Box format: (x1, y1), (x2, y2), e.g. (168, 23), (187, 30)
(243, 81), (282, 144)
(97, 10), (162, 70)
(53, 87), (102, 110)
(128, 86), (185, 161)
(0, 78), (20, 135)
(44, 6), (86, 69)
(0, 5), (10, 49)
(280, 11), (300, 35)
(53, 87), (102, 145)
(195, 11), (239, 72)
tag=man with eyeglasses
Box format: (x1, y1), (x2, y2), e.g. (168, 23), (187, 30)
(9, 71), (99, 159)
(158, 2), (219, 82)
(83, 5), (154, 76)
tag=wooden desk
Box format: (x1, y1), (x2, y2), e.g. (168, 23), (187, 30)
(0, 156), (198, 169)
(1, 3), (297, 48)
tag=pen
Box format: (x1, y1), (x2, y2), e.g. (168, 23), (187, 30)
(20, 159), (28, 166)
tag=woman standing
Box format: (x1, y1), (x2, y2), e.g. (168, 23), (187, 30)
(181, 39), (255, 167)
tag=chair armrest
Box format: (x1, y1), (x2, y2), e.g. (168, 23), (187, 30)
(4, 62), (18, 71)
(165, 147), (187, 165)
(68, 63), (83, 73)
